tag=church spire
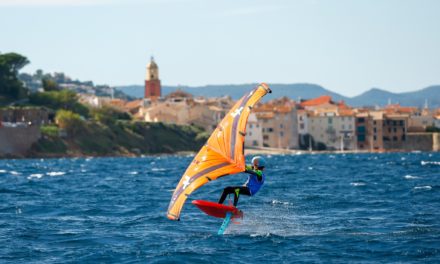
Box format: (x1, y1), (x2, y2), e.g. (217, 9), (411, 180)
(144, 56), (161, 99)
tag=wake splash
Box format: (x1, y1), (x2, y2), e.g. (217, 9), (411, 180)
(225, 200), (307, 237)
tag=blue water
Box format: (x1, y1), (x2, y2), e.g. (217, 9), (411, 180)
(1, 153), (439, 263)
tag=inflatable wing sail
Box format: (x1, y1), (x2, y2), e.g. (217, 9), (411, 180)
(167, 83), (271, 220)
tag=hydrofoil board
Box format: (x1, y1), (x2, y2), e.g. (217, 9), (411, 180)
(192, 200), (243, 219)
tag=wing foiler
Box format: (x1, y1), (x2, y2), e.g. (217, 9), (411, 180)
(167, 83), (272, 221)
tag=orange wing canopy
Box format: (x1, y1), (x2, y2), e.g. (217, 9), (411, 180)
(167, 83), (272, 221)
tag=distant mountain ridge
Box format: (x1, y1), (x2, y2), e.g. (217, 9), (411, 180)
(116, 84), (440, 108)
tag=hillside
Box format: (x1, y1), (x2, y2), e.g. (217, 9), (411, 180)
(117, 83), (346, 102)
(117, 84), (440, 108)
(349, 86), (440, 108)
(29, 121), (208, 158)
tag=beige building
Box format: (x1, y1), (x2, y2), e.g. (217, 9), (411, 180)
(140, 91), (233, 133)
(356, 111), (385, 151)
(245, 113), (263, 147)
(408, 113), (435, 132)
(255, 100), (298, 149)
(356, 110), (410, 151)
(308, 112), (356, 151)
(297, 109), (309, 135)
(382, 114), (409, 150)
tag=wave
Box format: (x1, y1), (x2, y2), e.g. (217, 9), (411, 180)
(27, 174), (44, 180)
(414, 186), (432, 190)
(404, 175), (419, 180)
(421, 161), (440, 166)
(350, 182), (366, 187)
(46, 172), (66, 177)
(151, 168), (167, 172)
(0, 169), (6, 173)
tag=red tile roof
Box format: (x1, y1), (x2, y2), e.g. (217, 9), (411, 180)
(300, 95), (332, 108)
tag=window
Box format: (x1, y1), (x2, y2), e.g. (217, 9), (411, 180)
(357, 126), (365, 133)
(280, 124), (284, 129)
(263, 135), (269, 140)
(374, 127), (377, 133)
(328, 117), (333, 124)
(249, 132), (252, 136)
(342, 124), (345, 130)
(357, 135), (366, 142)
(268, 128), (274, 132)
(402, 135), (406, 141)
(393, 128), (397, 133)
(300, 124), (305, 129)
(249, 124), (253, 129)
(393, 136), (398, 141)
(358, 118), (365, 123)
(400, 120), (404, 126)
(280, 132), (284, 137)
(373, 135), (377, 141)
(373, 121), (376, 125)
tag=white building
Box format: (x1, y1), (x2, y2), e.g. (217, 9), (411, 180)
(308, 112), (356, 151)
(245, 113), (263, 147)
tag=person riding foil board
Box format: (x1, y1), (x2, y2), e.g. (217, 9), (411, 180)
(218, 156), (266, 207)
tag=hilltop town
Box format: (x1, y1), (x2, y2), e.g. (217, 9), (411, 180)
(72, 57), (440, 153)
(1, 54), (439, 158)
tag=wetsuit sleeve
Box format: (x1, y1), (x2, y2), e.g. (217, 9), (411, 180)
(244, 164), (263, 181)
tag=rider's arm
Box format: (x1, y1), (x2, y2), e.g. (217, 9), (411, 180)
(244, 164), (263, 181)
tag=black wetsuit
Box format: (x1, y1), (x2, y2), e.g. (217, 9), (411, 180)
(218, 165), (264, 206)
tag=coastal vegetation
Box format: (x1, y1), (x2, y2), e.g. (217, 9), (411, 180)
(32, 118), (207, 157)
(31, 105), (208, 157)
(29, 90), (90, 117)
(1, 52), (208, 157)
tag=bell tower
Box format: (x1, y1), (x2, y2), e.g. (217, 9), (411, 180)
(144, 56), (161, 99)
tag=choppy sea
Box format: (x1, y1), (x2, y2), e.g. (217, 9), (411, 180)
(1, 152), (439, 263)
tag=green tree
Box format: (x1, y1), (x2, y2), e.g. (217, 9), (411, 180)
(91, 105), (131, 125)
(56, 109), (84, 137)
(0, 52), (30, 99)
(42, 77), (60, 91)
(29, 90), (89, 117)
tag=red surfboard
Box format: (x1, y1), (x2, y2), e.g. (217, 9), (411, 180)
(192, 200), (243, 219)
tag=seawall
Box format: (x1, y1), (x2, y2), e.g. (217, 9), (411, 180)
(0, 126), (41, 157)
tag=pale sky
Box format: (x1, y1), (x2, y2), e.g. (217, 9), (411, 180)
(1, 0), (439, 96)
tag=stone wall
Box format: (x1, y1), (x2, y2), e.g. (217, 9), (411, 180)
(0, 126), (41, 157)
(0, 107), (51, 125)
(402, 133), (440, 152)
